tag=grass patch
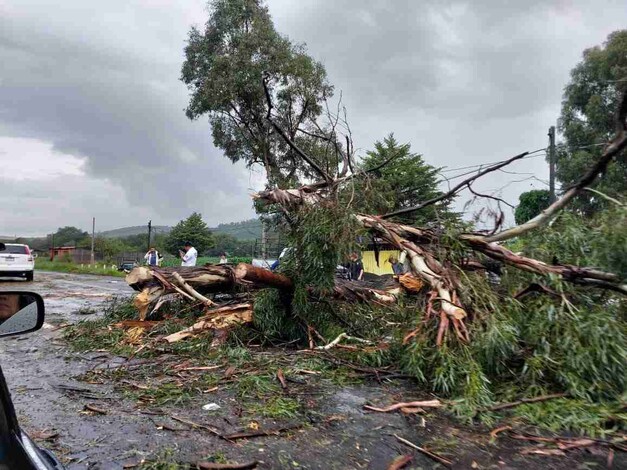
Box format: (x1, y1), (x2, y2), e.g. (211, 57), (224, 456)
(136, 448), (185, 470)
(36, 259), (125, 277)
(248, 396), (301, 419)
(235, 374), (278, 398)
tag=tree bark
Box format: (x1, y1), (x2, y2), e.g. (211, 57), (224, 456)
(126, 263), (409, 320)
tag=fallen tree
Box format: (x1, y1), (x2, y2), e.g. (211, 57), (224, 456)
(128, 88), (626, 338)
(122, 82), (626, 426)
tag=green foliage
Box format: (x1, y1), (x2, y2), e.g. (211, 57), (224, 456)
(590, 204), (627, 278)
(514, 189), (551, 225)
(116, 232), (168, 253)
(513, 398), (626, 437)
(77, 236), (136, 261)
(253, 289), (302, 341)
(212, 218), (262, 240)
(137, 449), (186, 470)
(349, 134), (455, 224)
(64, 297), (138, 355)
(283, 204), (360, 289)
(51, 226), (88, 246)
(206, 232), (255, 257)
(558, 30), (627, 214)
(181, 0), (333, 186)
(520, 206), (627, 278)
(164, 212), (214, 255)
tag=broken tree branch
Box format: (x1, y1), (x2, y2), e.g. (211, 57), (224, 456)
(317, 332), (373, 350)
(171, 272), (216, 307)
(263, 77), (331, 183)
(381, 151), (530, 219)
(486, 88), (627, 242)
(487, 393), (568, 412)
(364, 400), (443, 413)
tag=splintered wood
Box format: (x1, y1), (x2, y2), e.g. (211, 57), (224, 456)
(164, 303), (253, 344)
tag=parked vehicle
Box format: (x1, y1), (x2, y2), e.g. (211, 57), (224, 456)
(117, 260), (138, 272)
(0, 291), (64, 468)
(0, 243), (35, 281)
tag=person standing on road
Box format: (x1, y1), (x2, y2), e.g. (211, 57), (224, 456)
(179, 241), (198, 267)
(144, 247), (161, 267)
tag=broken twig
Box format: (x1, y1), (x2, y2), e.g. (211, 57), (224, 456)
(393, 434), (453, 467)
(364, 400), (443, 413)
(196, 461), (258, 470)
(170, 415), (227, 441)
(222, 424), (302, 441)
(84, 403), (108, 415)
(487, 393), (567, 412)
(386, 454), (413, 470)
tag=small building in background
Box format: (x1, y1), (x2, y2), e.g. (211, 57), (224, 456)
(360, 240), (402, 276)
(49, 247), (95, 263)
(49, 246), (76, 261)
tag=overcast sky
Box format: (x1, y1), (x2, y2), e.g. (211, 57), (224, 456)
(1, 1), (625, 236)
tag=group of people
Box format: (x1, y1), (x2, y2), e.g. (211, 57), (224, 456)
(143, 243), (228, 268)
(143, 242), (198, 267)
(143, 243), (404, 278)
(345, 251), (406, 281)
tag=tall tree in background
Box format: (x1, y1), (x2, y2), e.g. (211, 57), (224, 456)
(514, 189), (551, 225)
(51, 226), (89, 246)
(181, 0), (333, 187)
(558, 30), (627, 214)
(165, 213), (215, 255)
(349, 134), (454, 226)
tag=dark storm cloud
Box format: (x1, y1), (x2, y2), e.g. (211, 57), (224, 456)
(0, 1), (256, 230)
(1, 0), (626, 234)
(268, 0), (627, 217)
(269, 0), (560, 118)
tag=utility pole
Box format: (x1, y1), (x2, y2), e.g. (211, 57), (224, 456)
(50, 233), (55, 261)
(147, 220), (152, 252)
(261, 223), (267, 260)
(548, 125), (556, 203)
(90, 217), (95, 266)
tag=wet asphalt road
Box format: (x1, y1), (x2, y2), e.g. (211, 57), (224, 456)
(0, 271), (136, 469)
(0, 270), (131, 322)
(1, 272), (620, 469)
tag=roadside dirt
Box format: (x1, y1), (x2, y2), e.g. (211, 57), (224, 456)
(0, 272), (622, 469)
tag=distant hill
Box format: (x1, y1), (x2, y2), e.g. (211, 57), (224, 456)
(211, 219), (262, 240)
(97, 219), (264, 241)
(99, 225), (172, 238)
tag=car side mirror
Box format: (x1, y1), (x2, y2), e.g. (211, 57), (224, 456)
(0, 292), (45, 338)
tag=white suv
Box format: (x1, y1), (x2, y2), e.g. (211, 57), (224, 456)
(0, 243), (35, 281)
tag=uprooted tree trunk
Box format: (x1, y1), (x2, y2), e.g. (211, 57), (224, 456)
(126, 264), (291, 320)
(126, 263), (409, 321)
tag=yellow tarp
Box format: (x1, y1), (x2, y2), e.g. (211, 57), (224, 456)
(362, 250), (401, 275)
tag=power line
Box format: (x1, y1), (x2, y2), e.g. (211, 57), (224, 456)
(438, 141), (607, 177)
(438, 150), (546, 176)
